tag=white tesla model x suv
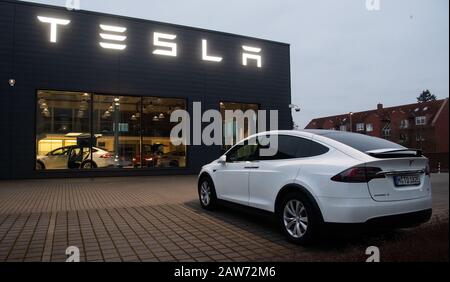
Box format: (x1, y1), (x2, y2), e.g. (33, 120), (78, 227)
(198, 130), (432, 244)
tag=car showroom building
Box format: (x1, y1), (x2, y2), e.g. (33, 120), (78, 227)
(0, 0), (291, 179)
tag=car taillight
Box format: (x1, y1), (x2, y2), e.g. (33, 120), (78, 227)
(331, 166), (384, 183)
(100, 153), (113, 159)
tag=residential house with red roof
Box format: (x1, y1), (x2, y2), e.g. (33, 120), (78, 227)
(305, 99), (449, 171)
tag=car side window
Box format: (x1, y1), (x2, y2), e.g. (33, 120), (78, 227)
(258, 135), (329, 160)
(61, 148), (70, 156)
(49, 149), (62, 156)
(50, 148), (69, 156)
(71, 148), (81, 157)
(307, 140), (329, 157)
(293, 137), (315, 158)
(258, 135), (302, 160)
(226, 139), (258, 162)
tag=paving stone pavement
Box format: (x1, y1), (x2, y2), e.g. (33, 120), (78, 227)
(0, 174), (448, 262)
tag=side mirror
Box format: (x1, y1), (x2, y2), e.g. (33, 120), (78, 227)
(218, 155), (226, 164)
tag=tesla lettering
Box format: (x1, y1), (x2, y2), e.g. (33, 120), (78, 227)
(36, 16), (263, 68)
(99, 24), (127, 50)
(242, 46), (262, 68)
(37, 16), (70, 43)
(153, 32), (177, 57)
(202, 39), (222, 62)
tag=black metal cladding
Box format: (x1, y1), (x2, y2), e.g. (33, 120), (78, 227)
(0, 0), (291, 179)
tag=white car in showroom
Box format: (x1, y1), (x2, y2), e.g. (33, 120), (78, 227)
(198, 130), (432, 244)
(36, 146), (114, 170)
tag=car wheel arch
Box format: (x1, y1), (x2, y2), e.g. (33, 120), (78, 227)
(36, 160), (46, 169)
(198, 172), (213, 184)
(274, 183), (324, 222)
(198, 172), (218, 197)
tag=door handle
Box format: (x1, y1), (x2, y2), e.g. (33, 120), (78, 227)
(244, 166), (259, 169)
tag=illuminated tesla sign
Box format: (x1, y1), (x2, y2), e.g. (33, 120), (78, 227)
(202, 39), (222, 62)
(37, 16), (263, 68)
(153, 32), (178, 57)
(37, 16), (70, 43)
(99, 24), (127, 50)
(242, 46), (262, 68)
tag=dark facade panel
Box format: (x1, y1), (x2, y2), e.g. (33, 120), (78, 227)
(0, 1), (14, 179)
(1, 0), (291, 179)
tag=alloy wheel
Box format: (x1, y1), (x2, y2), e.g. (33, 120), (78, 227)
(82, 162), (92, 169)
(283, 199), (308, 238)
(200, 181), (211, 206)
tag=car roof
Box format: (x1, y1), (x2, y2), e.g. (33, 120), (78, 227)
(53, 145), (103, 150)
(255, 129), (378, 139)
(52, 146), (76, 150)
(302, 129), (340, 135)
(247, 129), (373, 162)
(252, 129), (346, 139)
(252, 130), (314, 138)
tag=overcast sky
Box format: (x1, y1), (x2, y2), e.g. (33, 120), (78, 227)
(20, 0), (449, 128)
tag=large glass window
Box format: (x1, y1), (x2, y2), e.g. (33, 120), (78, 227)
(220, 102), (259, 152)
(141, 97), (186, 168)
(36, 90), (186, 170)
(93, 95), (141, 169)
(36, 91), (92, 170)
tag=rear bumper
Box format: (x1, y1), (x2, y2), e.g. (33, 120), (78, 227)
(365, 209), (432, 227)
(318, 194), (433, 223)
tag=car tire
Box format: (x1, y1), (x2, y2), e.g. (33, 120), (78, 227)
(36, 161), (45, 170)
(198, 176), (217, 210)
(278, 192), (322, 245)
(80, 160), (97, 169)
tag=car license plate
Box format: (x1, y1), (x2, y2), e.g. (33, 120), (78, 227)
(394, 175), (421, 186)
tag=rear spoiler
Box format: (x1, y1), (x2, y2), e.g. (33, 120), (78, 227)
(366, 148), (423, 158)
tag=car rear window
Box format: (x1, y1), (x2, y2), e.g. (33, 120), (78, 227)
(318, 132), (405, 152)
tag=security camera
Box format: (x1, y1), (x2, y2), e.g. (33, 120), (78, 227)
(289, 104), (301, 112)
(8, 79), (15, 87)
